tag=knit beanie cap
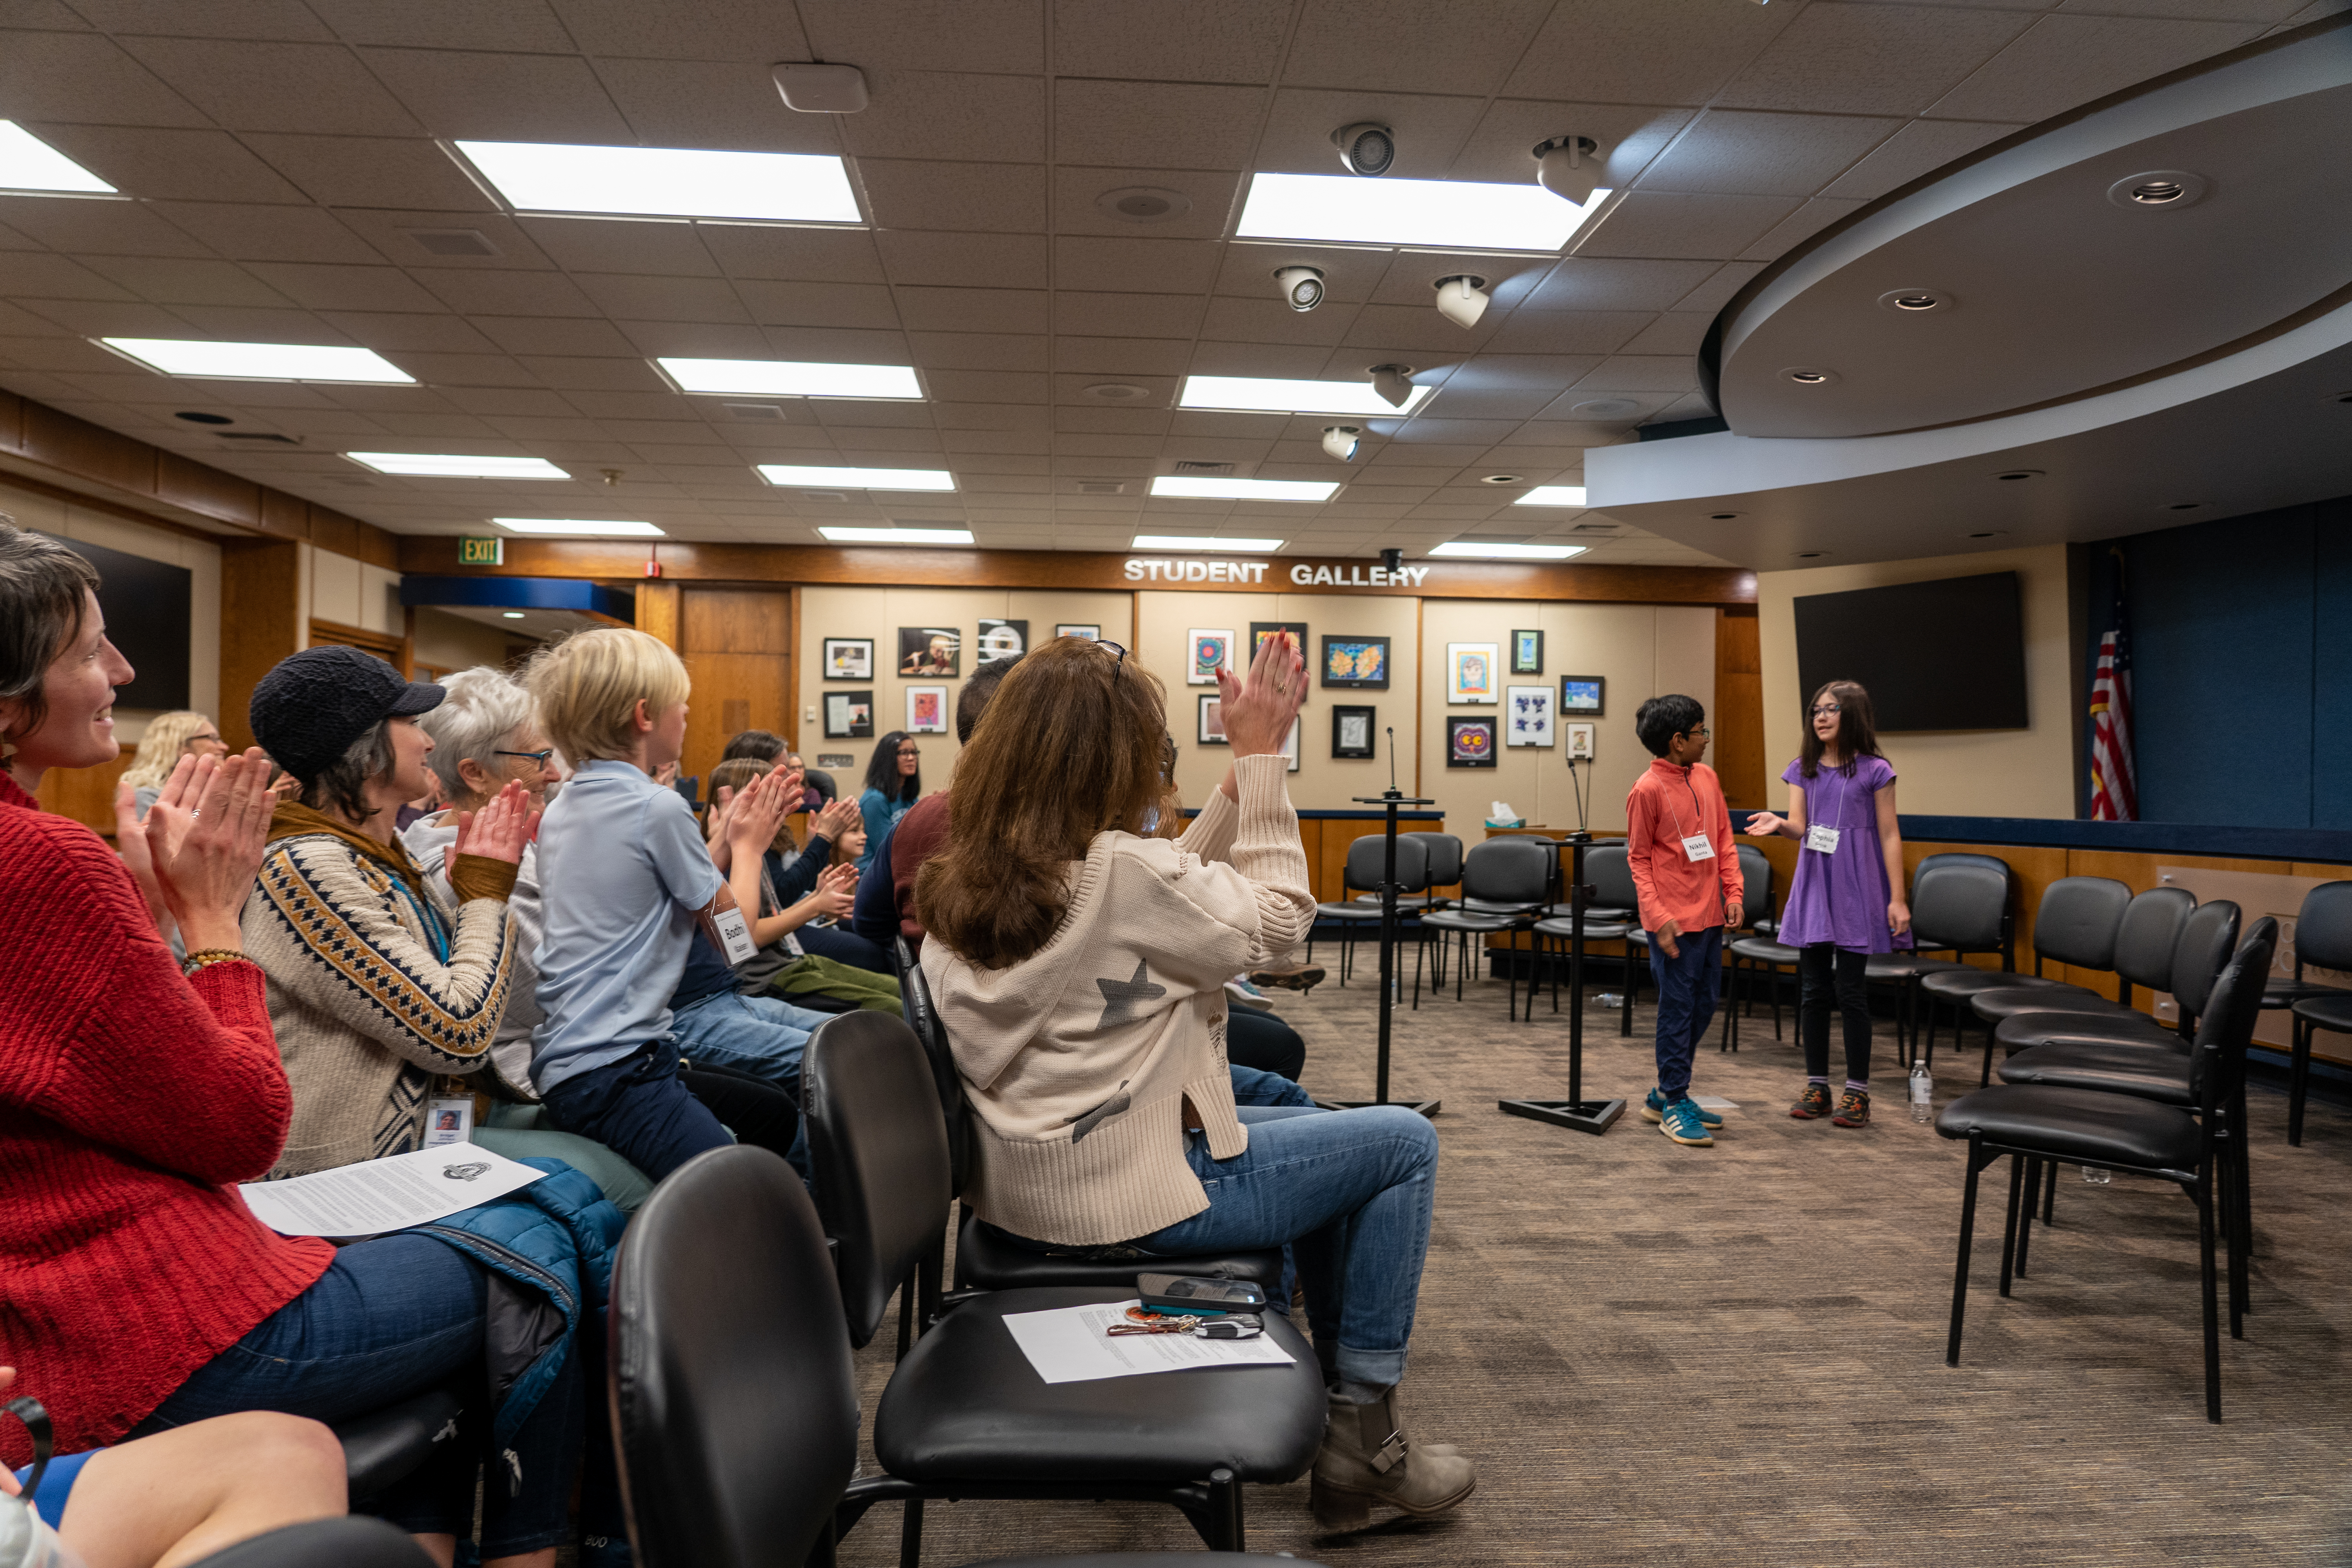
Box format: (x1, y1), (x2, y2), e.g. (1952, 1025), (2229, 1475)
(250, 644), (444, 782)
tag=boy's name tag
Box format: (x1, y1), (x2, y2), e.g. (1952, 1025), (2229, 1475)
(1680, 833), (1716, 862)
(424, 1096), (474, 1147)
(1804, 822), (1842, 854)
(710, 901), (759, 965)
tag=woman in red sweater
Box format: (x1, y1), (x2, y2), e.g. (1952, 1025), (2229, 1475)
(0, 524), (579, 1568)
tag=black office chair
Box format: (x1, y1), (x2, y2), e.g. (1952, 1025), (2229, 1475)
(802, 766), (838, 806)
(1860, 852), (2014, 1065)
(800, 1012), (1328, 1558)
(1310, 833), (1428, 988)
(1715, 844), (1775, 1052)
(1355, 830), (1459, 913)
(1724, 838), (1804, 1047)
(183, 1519), (435, 1568)
(1968, 885), (2193, 1025)
(1421, 835), (1552, 1017)
(2280, 881), (2352, 1145)
(334, 1387), (466, 1504)
(1993, 897), (2242, 1060)
(1935, 919), (2276, 1424)
(1923, 876), (2131, 1082)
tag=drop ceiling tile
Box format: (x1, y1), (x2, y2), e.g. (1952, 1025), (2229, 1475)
(549, 0), (810, 64)
(470, 315), (637, 355)
(860, 159), (1048, 234)
(570, 272), (751, 323)
(360, 48), (635, 143)
(1197, 296), (1351, 347)
(1209, 243), (1388, 304)
(800, 0), (1044, 74)
(1284, 0), (1554, 94)
(1573, 192), (1801, 260)
(240, 262), (445, 312)
(241, 136), (494, 210)
(1926, 14), (2263, 121)
(1051, 290), (1204, 339)
(760, 325), (912, 362)
(1052, 405), (1169, 435)
(0, 334), (141, 373)
(1052, 80), (1263, 171)
(1252, 87), (1486, 180)
(589, 59), (844, 155)
(1615, 312), (1713, 356)
(1672, 260), (1766, 314)
(1518, 258), (1717, 313)
(118, 39), (422, 135)
(438, 387), (574, 417)
(842, 72), (1047, 164)
(1634, 109), (1902, 198)
(312, 311), (497, 352)
(1052, 336), (1192, 376)
(1716, 4), (2036, 115)
(0, 299), (77, 335)
(1052, 0), (1287, 82)
(517, 356), (668, 390)
(484, 414), (604, 440)
(877, 230), (1048, 289)
(733, 280), (900, 330)
(1187, 340), (1335, 377)
(1503, 0), (1795, 106)
(944, 426), (1056, 453)
(379, 350), (536, 386)
(307, 0), (575, 50)
(164, 304), (339, 339)
(502, 217), (718, 277)
(144, 203), (381, 265)
(1052, 166), (1240, 241)
(5, 203), (201, 267)
(2, 0), (94, 24)
(1480, 309), (1651, 354)
(931, 400), (1052, 430)
(332, 210), (554, 268)
(1573, 356), (1700, 394)
(1818, 117), (2025, 200)
(416, 268), (603, 317)
(80, 255), (293, 307)
(1053, 235), (1217, 294)
(1053, 432), (1162, 459)
(891, 286), (1047, 334)
(924, 369), (1048, 403)
(1339, 303), (1501, 354)
(907, 330), (1050, 371)
(0, 33), (206, 126)
(1738, 196), (1868, 262)
(1450, 100), (1697, 189)
(2057, 0), (2308, 18)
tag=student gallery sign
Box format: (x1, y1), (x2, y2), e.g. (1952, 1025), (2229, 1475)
(1123, 557), (1434, 589)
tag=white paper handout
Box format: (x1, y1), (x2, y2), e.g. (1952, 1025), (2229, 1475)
(1001, 1299), (1298, 1384)
(239, 1145), (548, 1238)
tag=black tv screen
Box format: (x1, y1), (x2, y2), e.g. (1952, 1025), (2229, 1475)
(36, 530), (191, 711)
(1792, 572), (2027, 731)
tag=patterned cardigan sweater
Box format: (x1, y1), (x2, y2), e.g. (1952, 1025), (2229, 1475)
(241, 804), (518, 1177)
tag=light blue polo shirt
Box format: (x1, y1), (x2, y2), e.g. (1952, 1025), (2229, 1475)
(530, 758), (724, 1091)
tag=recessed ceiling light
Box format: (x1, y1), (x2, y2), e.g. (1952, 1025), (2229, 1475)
(1782, 368), (1834, 385)
(1709, 512), (1742, 521)
(347, 452), (568, 478)
(502, 610), (527, 619)
(174, 410), (234, 425)
(493, 517), (664, 537)
(1236, 171), (1608, 252)
(1994, 470), (2042, 481)
(1570, 398), (1640, 418)
(817, 526), (975, 544)
(1096, 186), (1190, 222)
(1148, 476), (1339, 502)
(1795, 550), (1828, 559)
(1427, 541), (1587, 560)
(454, 140), (861, 223)
(2107, 170), (2207, 210)
(104, 339), (414, 384)
(0, 121), (115, 194)
(659, 358), (920, 399)
(1085, 383), (1153, 401)
(1132, 534), (1285, 552)
(1479, 474), (1524, 485)
(1879, 290), (1947, 312)
(1514, 485), (1587, 506)
(2166, 502), (2202, 511)
(1177, 375), (1432, 417)
(1967, 530), (2007, 539)
(758, 464), (956, 492)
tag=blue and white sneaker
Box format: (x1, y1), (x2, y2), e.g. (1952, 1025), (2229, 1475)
(1642, 1087), (1724, 1128)
(1224, 977), (1276, 1011)
(1655, 1095), (1716, 1147)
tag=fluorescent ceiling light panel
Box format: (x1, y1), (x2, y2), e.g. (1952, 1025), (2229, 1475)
(1149, 476), (1338, 502)
(103, 339), (412, 383)
(493, 517), (664, 537)
(0, 121), (114, 194)
(1427, 541), (1587, 560)
(1177, 376), (1432, 417)
(759, 464), (955, 491)
(455, 140), (860, 223)
(659, 358), (920, 399)
(817, 526), (975, 544)
(1237, 172), (1608, 252)
(1132, 534), (1285, 552)
(1514, 485), (1588, 506)
(347, 453), (568, 478)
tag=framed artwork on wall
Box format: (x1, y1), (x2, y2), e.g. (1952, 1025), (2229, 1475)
(1319, 635), (1390, 689)
(1249, 621), (1308, 662)
(1196, 693), (1227, 744)
(976, 619), (1028, 660)
(1446, 716), (1497, 768)
(1506, 684), (1554, 746)
(1511, 629), (1543, 674)
(898, 627), (960, 677)
(1280, 716), (1300, 773)
(823, 690), (873, 739)
(1559, 675), (1605, 715)
(1332, 705), (1376, 759)
(905, 685), (949, 734)
(1187, 628), (1233, 685)
(1447, 642), (1498, 704)
(1565, 721), (1596, 760)
(822, 637), (873, 681)
(1056, 623), (1101, 641)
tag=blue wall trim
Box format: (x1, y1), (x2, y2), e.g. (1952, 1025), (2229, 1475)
(400, 575), (635, 621)
(1887, 814), (2352, 866)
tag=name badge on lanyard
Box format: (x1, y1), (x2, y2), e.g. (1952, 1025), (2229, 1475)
(710, 901), (759, 965)
(1804, 822), (1841, 854)
(1681, 833), (1716, 862)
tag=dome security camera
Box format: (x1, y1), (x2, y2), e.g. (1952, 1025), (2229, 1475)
(1332, 122), (1395, 177)
(1380, 548), (1405, 572)
(1533, 135), (1603, 206)
(1367, 364), (1416, 408)
(1434, 275), (1489, 329)
(1274, 266), (1325, 312)
(1321, 425), (1361, 461)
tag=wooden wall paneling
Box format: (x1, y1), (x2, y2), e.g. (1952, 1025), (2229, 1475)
(635, 582), (681, 650)
(677, 586), (792, 797)
(1297, 820), (1324, 904)
(34, 751), (132, 838)
(19, 401), (155, 497)
(1713, 604), (1765, 809)
(219, 538), (301, 753)
(154, 453), (260, 530)
(787, 584), (804, 751)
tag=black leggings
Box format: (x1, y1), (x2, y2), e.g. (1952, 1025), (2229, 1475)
(1227, 1007), (1307, 1082)
(1798, 944), (1872, 1085)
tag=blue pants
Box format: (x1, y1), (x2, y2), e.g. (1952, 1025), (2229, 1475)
(131, 1233), (603, 1555)
(794, 920), (895, 974)
(1227, 1008), (1307, 1081)
(1646, 925), (1723, 1102)
(542, 1045), (733, 1182)
(1229, 1063), (1317, 1108)
(669, 990), (837, 1173)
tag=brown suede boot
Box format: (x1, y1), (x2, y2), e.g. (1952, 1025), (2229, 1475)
(1308, 1386), (1476, 1530)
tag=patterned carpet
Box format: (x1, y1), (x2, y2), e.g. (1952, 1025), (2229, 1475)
(837, 964), (2352, 1568)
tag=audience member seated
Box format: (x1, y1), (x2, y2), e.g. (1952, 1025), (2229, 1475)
(0, 523), (603, 1568)
(243, 647), (532, 1177)
(119, 709), (228, 821)
(702, 757), (893, 1010)
(916, 632), (1472, 1529)
(855, 728), (920, 874)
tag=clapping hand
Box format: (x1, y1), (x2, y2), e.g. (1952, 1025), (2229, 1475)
(811, 795), (862, 845)
(453, 780), (537, 865)
(1215, 630), (1306, 760)
(727, 767), (794, 859)
(813, 860), (858, 918)
(140, 748), (277, 952)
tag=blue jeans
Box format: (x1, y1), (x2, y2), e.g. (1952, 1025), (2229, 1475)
(130, 1233), (597, 1555)
(1646, 925), (1723, 1101)
(542, 1044), (733, 1181)
(1129, 1104), (1437, 1388)
(1230, 1063), (1317, 1109)
(669, 990), (835, 1085)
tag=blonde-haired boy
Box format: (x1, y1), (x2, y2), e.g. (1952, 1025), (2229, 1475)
(525, 628), (800, 1178)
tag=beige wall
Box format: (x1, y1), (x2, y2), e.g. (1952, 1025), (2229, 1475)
(1756, 543), (2075, 818)
(303, 541), (401, 637)
(0, 475), (221, 744)
(411, 606), (517, 674)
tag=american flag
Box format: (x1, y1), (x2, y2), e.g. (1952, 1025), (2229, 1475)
(2090, 553), (2137, 822)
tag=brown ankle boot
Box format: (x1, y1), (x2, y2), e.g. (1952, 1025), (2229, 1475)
(1309, 1386), (1475, 1530)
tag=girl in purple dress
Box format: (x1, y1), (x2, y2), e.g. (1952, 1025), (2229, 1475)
(1744, 680), (1911, 1127)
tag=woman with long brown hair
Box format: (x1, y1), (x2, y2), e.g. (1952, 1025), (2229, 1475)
(916, 632), (1474, 1530)
(1745, 678), (1911, 1125)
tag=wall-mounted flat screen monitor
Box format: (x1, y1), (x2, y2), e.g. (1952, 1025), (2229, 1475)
(1793, 571), (2027, 731)
(36, 530), (191, 711)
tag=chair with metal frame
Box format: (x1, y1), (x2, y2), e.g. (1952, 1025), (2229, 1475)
(1712, 844), (1775, 1051)
(1420, 835), (1552, 1018)
(1992, 897), (2241, 1062)
(1922, 876), (2130, 1082)
(2277, 881), (2352, 1145)
(1310, 832), (1428, 989)
(1858, 852), (2014, 1065)
(1963, 885), (2194, 1059)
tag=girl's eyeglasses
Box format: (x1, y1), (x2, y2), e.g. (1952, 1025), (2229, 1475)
(1809, 703), (1842, 716)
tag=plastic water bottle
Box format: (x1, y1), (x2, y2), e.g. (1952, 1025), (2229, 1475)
(1909, 1060), (1933, 1123)
(0, 1492), (88, 1568)
(2082, 1165), (2111, 1185)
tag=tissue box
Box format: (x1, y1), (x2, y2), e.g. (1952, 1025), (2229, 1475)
(1483, 816), (1525, 829)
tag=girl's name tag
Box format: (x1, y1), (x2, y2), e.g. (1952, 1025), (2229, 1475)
(1804, 822), (1841, 854)
(1681, 833), (1716, 862)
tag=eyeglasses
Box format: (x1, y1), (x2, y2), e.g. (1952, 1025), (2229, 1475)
(1809, 703), (1842, 716)
(1681, 724), (1711, 738)
(1093, 639), (1129, 684)
(188, 731), (224, 746)
(897, 746), (921, 758)
(496, 748), (555, 766)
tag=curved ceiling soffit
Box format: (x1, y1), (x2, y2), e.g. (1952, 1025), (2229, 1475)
(1703, 12), (2352, 442)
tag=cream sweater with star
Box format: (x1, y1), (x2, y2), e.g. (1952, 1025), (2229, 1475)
(922, 754), (1315, 1246)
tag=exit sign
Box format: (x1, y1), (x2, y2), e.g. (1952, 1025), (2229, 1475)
(458, 536), (503, 566)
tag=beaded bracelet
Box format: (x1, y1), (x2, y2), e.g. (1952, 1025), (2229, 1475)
(181, 948), (247, 976)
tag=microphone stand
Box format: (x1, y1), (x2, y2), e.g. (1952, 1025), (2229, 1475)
(1498, 748), (1623, 1134)
(1320, 728), (1439, 1118)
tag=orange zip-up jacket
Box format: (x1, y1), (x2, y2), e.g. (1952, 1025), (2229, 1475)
(1624, 758), (1744, 935)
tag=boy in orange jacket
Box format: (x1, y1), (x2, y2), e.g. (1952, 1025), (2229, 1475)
(1625, 694), (1744, 1147)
